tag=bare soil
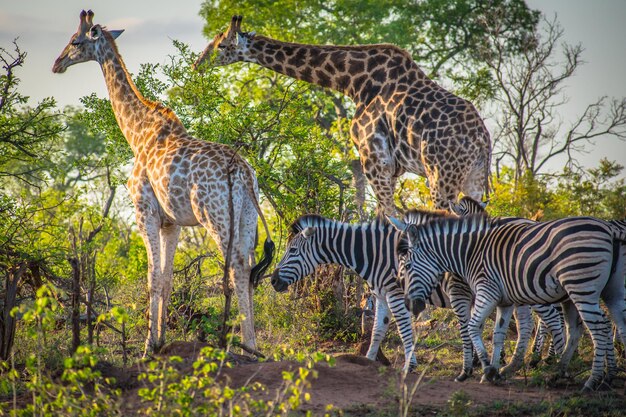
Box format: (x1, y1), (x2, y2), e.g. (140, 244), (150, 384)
(105, 341), (626, 416)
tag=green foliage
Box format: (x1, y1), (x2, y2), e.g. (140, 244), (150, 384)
(199, 0), (538, 103)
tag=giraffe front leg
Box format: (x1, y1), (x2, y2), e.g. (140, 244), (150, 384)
(355, 127), (398, 216)
(137, 213), (168, 356)
(155, 223), (180, 348)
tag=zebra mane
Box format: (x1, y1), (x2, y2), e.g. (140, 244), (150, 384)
(403, 208), (453, 225)
(289, 214), (328, 239)
(288, 214), (391, 240)
(414, 213), (495, 240)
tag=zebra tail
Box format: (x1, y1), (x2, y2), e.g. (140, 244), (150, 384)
(609, 220), (626, 243)
(250, 238), (275, 288)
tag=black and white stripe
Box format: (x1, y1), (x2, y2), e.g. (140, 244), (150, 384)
(271, 215), (450, 373)
(450, 197), (566, 370)
(394, 214), (626, 391)
(402, 207), (564, 381)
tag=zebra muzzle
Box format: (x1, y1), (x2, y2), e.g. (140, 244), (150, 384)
(270, 269), (289, 293)
(405, 296), (426, 316)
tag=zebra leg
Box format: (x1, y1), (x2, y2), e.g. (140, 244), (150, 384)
(490, 305), (515, 377)
(467, 292), (500, 383)
(447, 279), (474, 382)
(500, 305), (533, 378)
(557, 300), (583, 374)
(386, 289), (417, 373)
(530, 303), (565, 368)
(366, 294), (391, 364)
(530, 317), (549, 367)
(600, 259), (626, 383)
(567, 298), (611, 391)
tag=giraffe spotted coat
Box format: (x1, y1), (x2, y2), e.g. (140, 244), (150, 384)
(195, 16), (491, 214)
(53, 10), (274, 354)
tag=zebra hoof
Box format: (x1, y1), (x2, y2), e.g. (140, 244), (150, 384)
(455, 371), (472, 382)
(581, 377), (604, 393)
(480, 366), (500, 383)
(528, 354), (542, 368)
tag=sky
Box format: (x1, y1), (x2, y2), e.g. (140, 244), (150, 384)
(1, 0), (625, 176)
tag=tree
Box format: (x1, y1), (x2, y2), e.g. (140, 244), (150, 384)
(484, 17), (626, 183)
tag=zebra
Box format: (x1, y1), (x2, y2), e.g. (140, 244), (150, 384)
(403, 207), (564, 380)
(271, 213), (560, 380)
(391, 214), (626, 391)
(449, 196), (566, 367)
(270, 214), (450, 373)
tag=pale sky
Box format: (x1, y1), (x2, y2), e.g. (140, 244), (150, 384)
(1, 0), (625, 176)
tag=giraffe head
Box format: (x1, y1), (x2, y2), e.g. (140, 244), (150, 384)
(52, 10), (124, 73)
(193, 15), (256, 71)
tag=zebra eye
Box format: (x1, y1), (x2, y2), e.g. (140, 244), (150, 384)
(288, 247), (299, 255)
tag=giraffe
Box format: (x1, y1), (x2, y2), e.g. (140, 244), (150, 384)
(194, 16), (491, 214)
(53, 10), (274, 354)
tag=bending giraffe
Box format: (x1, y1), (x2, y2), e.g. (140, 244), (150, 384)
(194, 16), (491, 214)
(53, 10), (274, 354)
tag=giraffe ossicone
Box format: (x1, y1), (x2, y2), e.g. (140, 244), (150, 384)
(53, 10), (274, 354)
(195, 15), (492, 214)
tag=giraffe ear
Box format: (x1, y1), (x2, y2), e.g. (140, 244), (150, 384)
(89, 25), (103, 40)
(109, 29), (124, 39)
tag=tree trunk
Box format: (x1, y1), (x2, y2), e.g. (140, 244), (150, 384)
(0, 264), (25, 360)
(69, 257), (80, 353)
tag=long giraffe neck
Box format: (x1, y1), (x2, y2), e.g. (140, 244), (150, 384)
(97, 34), (185, 154)
(246, 36), (430, 104)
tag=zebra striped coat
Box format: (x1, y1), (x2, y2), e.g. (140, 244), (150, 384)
(395, 214), (626, 391)
(402, 207), (564, 381)
(449, 197), (566, 369)
(271, 215), (450, 373)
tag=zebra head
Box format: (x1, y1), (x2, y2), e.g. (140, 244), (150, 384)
(271, 226), (318, 292)
(449, 196), (488, 217)
(389, 217), (444, 317)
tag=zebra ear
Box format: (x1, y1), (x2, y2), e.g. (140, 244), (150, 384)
(302, 227), (316, 238)
(405, 224), (419, 246)
(448, 200), (459, 215)
(387, 216), (408, 232)
(480, 199), (489, 209)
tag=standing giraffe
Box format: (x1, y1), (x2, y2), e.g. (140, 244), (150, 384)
(53, 10), (274, 354)
(194, 16), (491, 213)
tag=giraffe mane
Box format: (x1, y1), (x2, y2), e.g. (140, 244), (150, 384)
(101, 29), (184, 126)
(253, 35), (416, 62)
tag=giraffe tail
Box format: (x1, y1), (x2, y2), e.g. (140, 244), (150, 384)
(239, 162), (275, 287)
(251, 238), (275, 288)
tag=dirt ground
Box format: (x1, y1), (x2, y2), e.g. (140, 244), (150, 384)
(108, 340), (617, 416)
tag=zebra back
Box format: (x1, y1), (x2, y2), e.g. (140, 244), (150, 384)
(281, 214), (451, 308)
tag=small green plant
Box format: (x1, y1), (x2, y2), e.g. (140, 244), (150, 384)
(447, 390), (472, 417)
(137, 346), (334, 416)
(6, 284), (121, 416)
